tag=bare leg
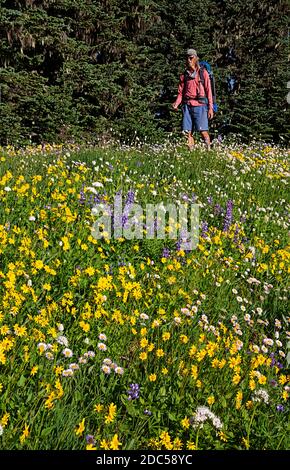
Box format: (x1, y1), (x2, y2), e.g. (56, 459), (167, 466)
(200, 131), (211, 150)
(187, 131), (195, 150)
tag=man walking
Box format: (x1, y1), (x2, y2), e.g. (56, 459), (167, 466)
(172, 49), (213, 150)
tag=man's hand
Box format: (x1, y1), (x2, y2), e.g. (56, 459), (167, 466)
(172, 103), (179, 111)
(208, 108), (214, 120)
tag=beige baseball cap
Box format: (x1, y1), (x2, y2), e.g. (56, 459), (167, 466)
(186, 48), (198, 57)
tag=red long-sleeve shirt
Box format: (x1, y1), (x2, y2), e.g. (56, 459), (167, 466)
(174, 66), (213, 110)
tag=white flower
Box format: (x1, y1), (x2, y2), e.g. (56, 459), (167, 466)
(98, 342), (107, 351)
(69, 363), (80, 370)
(62, 368), (74, 377)
(62, 348), (73, 358)
(115, 366), (124, 375)
(92, 182), (103, 187)
(4, 187), (11, 192)
(86, 187), (98, 194)
(98, 333), (107, 342)
(181, 308), (191, 316)
(87, 351), (95, 358)
(140, 313), (149, 321)
(101, 364), (111, 374)
(78, 357), (87, 364)
(57, 335), (68, 347)
(212, 416), (223, 430)
(191, 406), (223, 430)
(247, 277), (261, 285)
(57, 323), (64, 332)
(103, 358), (112, 366)
(252, 389), (269, 404)
(263, 338), (274, 346)
(37, 342), (47, 353)
(235, 339), (244, 350)
(0, 424), (3, 436)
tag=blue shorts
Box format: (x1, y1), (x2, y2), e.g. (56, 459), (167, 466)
(182, 104), (209, 132)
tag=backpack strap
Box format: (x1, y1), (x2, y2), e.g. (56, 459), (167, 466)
(199, 64), (205, 88)
(200, 63), (217, 107)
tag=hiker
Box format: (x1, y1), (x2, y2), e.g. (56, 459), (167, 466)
(172, 49), (214, 150)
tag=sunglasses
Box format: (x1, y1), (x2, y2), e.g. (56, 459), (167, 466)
(187, 56), (197, 60)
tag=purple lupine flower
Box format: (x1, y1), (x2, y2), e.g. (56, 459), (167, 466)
(269, 380), (277, 387)
(162, 248), (170, 258)
(88, 193), (94, 207)
(86, 434), (96, 445)
(79, 187), (86, 205)
(154, 216), (158, 232)
(144, 409), (152, 416)
(127, 383), (140, 400)
(214, 204), (222, 216)
(126, 190), (135, 205)
(223, 199), (233, 232)
(276, 404), (284, 412)
(176, 239), (182, 251)
(234, 224), (240, 243)
(270, 357), (276, 367)
(122, 191), (135, 228)
(207, 196), (213, 205)
(201, 221), (208, 238)
(122, 214), (129, 228)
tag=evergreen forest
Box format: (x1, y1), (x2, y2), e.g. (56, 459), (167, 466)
(0, 0), (289, 145)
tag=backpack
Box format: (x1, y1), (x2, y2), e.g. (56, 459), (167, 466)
(183, 60), (218, 113)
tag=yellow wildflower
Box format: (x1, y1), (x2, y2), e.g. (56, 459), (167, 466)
(75, 418), (85, 436)
(149, 374), (157, 382)
(110, 434), (122, 450)
(181, 417), (190, 429)
(105, 403), (117, 424)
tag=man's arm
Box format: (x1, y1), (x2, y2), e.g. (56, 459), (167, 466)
(172, 74), (184, 109)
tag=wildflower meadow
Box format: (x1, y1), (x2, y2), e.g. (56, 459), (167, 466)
(0, 140), (289, 450)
